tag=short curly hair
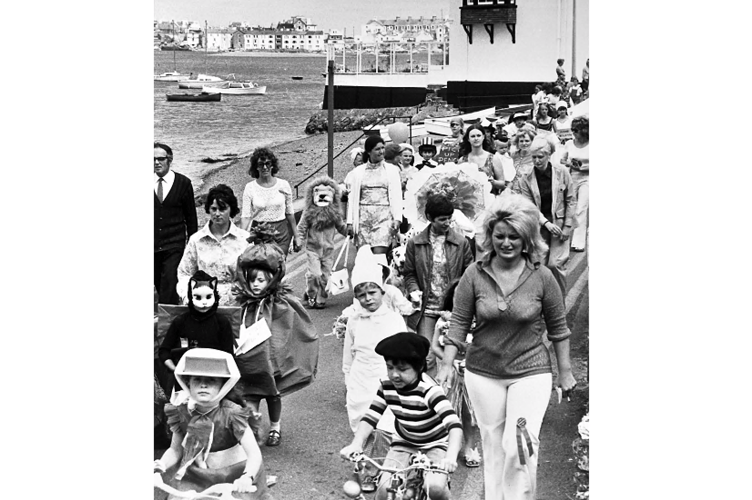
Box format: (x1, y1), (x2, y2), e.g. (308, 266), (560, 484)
(204, 184), (240, 218)
(571, 116), (589, 142)
(512, 129), (537, 149)
(248, 147), (279, 178)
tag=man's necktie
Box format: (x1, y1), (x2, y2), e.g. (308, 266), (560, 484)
(157, 177), (164, 203)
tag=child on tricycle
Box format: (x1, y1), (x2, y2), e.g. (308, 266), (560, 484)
(340, 332), (463, 500)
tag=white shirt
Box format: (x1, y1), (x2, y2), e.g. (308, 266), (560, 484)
(495, 152), (517, 183)
(154, 170), (175, 200)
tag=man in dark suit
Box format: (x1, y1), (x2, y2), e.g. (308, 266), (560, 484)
(154, 142), (198, 304)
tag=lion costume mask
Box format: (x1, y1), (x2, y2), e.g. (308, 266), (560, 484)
(302, 176), (344, 231)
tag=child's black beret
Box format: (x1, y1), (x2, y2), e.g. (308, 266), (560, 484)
(375, 332), (430, 361)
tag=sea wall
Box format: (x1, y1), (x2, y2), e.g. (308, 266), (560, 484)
(304, 100), (458, 134)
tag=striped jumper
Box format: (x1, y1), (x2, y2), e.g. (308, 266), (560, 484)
(362, 373), (462, 451)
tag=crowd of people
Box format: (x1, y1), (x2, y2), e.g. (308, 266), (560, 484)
(153, 73), (589, 499)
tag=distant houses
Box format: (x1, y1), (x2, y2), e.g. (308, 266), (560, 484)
(362, 15), (451, 44)
(154, 14), (449, 52)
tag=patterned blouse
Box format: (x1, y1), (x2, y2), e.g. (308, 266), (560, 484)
(424, 232), (448, 316)
(241, 179), (294, 222)
(177, 222), (251, 305)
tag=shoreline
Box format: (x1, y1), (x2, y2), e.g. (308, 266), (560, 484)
(208, 51), (326, 58)
(188, 132), (313, 193)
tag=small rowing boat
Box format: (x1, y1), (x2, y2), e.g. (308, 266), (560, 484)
(165, 92), (221, 102)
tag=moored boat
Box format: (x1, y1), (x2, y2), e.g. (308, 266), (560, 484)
(178, 74), (227, 89)
(165, 92), (221, 102)
(202, 81), (267, 95)
(154, 71), (191, 82)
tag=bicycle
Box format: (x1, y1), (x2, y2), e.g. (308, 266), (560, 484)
(343, 451), (450, 500)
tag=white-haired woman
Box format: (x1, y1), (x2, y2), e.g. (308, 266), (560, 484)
(436, 194), (576, 500)
(513, 136), (575, 297)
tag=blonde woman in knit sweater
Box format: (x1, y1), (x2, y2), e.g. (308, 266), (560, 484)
(436, 194), (576, 500)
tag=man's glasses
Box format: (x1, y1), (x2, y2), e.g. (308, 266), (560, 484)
(258, 159), (273, 167)
(154, 157), (169, 162)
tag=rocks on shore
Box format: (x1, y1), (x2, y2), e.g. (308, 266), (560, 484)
(304, 100), (458, 134)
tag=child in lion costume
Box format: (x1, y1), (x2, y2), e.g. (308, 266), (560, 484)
(296, 176), (348, 308)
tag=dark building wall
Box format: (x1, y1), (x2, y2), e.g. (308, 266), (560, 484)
(323, 85), (428, 110)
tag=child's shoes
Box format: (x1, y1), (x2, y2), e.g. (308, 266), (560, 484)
(266, 429), (281, 447)
(464, 448), (482, 468)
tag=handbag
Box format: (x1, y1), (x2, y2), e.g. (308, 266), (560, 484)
(326, 237), (351, 296)
(235, 300), (272, 355)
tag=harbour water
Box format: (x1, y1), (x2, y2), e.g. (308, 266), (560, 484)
(154, 51), (327, 189)
(154, 50), (445, 189)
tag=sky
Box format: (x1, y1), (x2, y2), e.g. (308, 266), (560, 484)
(154, 0), (451, 33)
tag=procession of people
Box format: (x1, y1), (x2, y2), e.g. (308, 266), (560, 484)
(154, 72), (589, 499)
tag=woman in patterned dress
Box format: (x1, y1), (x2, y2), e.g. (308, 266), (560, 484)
(177, 184), (250, 305)
(240, 147), (301, 258)
(345, 136), (403, 262)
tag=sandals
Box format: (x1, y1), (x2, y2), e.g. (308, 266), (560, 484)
(266, 430), (281, 447)
(464, 448), (482, 468)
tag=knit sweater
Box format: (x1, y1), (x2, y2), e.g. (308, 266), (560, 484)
(362, 373), (462, 451)
(154, 172), (198, 252)
(446, 254), (570, 379)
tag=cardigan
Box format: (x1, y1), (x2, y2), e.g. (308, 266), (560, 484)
(446, 253), (570, 379)
(154, 172), (198, 252)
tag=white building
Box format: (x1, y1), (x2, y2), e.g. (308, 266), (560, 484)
(303, 31), (326, 52)
(206, 28), (233, 51)
(324, 0), (588, 111)
(233, 29), (276, 50)
(280, 32), (306, 50)
(439, 0), (589, 109)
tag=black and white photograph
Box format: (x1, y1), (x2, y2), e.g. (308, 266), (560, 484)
(9, 1), (752, 499)
(151, 2), (589, 499)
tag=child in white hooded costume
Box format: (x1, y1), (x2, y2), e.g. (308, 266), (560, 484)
(342, 248), (413, 435)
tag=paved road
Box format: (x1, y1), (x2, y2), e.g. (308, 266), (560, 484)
(156, 240), (589, 500)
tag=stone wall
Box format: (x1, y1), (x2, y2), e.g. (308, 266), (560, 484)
(304, 99), (458, 134)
